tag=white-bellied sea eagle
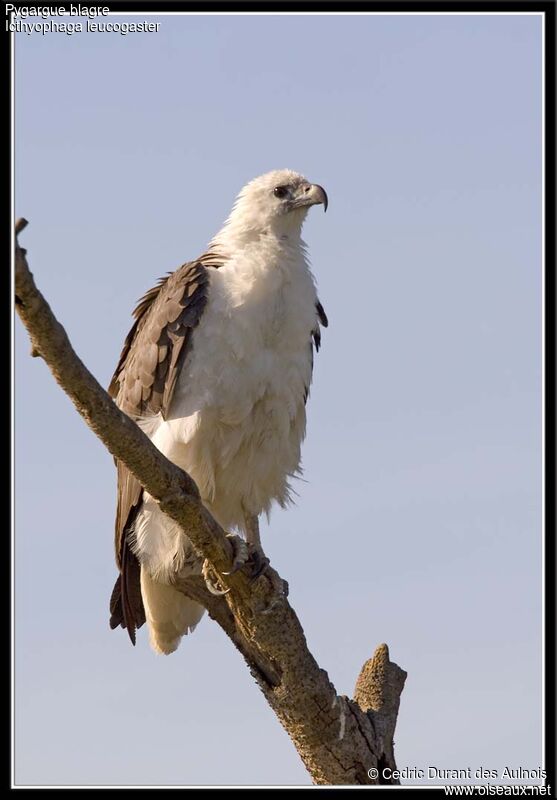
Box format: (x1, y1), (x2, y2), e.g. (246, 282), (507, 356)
(108, 169), (328, 654)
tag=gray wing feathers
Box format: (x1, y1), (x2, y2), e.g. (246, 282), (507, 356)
(305, 299), (328, 404)
(110, 261), (210, 419)
(108, 258), (213, 643)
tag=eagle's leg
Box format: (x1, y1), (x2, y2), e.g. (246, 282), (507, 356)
(243, 513), (271, 579)
(245, 513), (262, 547)
(242, 513), (287, 609)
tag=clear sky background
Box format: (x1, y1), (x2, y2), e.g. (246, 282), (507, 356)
(15, 11), (543, 787)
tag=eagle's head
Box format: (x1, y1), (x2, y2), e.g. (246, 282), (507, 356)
(215, 169), (328, 244)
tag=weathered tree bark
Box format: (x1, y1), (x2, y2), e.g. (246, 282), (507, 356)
(14, 219), (407, 786)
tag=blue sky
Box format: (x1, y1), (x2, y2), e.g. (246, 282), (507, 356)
(15, 12), (543, 787)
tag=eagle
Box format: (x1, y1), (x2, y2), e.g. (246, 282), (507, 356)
(108, 169), (328, 654)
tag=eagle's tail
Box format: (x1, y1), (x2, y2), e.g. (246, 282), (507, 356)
(140, 567), (205, 655)
(109, 544), (146, 644)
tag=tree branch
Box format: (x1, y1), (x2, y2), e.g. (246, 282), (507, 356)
(14, 220), (407, 785)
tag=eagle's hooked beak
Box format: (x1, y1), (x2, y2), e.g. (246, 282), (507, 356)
(296, 183), (329, 212)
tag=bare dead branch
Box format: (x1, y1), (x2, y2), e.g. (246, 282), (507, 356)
(14, 220), (406, 785)
(15, 217), (28, 235)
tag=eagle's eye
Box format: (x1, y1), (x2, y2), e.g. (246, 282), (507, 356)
(273, 186), (289, 199)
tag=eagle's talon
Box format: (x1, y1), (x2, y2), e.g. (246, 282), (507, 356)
(202, 558), (230, 596)
(260, 595), (282, 615)
(222, 533), (250, 576)
(246, 547), (270, 581)
(221, 533), (271, 583)
(257, 569), (287, 614)
(223, 537), (283, 597)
